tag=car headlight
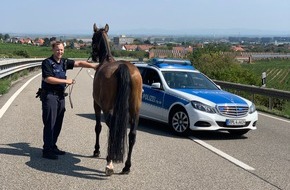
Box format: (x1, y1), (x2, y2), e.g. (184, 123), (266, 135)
(249, 103), (256, 114)
(191, 101), (216, 113)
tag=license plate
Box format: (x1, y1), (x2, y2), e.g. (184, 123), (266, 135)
(226, 119), (246, 126)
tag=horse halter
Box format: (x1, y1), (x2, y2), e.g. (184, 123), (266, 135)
(91, 28), (112, 63)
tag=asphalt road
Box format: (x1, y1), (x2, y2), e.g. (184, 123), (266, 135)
(0, 69), (289, 190)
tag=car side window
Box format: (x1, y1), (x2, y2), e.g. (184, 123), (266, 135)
(137, 67), (145, 76)
(143, 69), (161, 85)
(163, 72), (175, 88)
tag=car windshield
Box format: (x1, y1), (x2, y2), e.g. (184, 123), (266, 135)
(162, 71), (219, 90)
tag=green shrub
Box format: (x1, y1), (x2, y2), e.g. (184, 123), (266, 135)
(14, 50), (30, 58)
(0, 79), (11, 94)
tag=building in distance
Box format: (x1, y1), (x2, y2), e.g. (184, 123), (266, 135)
(113, 35), (134, 45)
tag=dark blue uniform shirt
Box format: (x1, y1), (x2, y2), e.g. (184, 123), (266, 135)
(41, 56), (75, 92)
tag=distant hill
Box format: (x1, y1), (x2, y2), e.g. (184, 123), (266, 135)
(3, 28), (290, 38)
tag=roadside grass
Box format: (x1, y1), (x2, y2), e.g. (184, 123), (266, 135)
(0, 79), (11, 94)
(0, 68), (35, 95)
(257, 104), (290, 119)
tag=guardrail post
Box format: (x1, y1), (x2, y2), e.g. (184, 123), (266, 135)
(252, 93), (255, 103)
(269, 97), (273, 110)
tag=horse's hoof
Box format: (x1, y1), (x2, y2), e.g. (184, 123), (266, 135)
(93, 151), (100, 157)
(105, 167), (114, 176)
(121, 168), (130, 175)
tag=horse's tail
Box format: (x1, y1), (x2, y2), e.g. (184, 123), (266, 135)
(108, 63), (131, 163)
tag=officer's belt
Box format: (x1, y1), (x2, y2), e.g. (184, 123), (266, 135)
(43, 89), (68, 97)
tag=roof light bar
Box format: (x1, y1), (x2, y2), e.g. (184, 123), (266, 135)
(151, 58), (192, 65)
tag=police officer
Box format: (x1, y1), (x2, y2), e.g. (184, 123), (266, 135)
(41, 41), (97, 160)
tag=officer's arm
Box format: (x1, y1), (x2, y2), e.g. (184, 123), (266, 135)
(74, 60), (98, 70)
(44, 77), (74, 85)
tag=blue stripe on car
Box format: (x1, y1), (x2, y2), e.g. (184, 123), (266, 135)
(163, 93), (189, 109)
(142, 86), (189, 109)
(178, 89), (247, 104)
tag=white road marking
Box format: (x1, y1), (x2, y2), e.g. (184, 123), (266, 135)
(0, 73), (41, 119)
(258, 111), (290, 124)
(189, 136), (255, 171)
(87, 69), (94, 78)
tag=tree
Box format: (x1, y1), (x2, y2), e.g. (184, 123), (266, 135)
(143, 40), (151, 44)
(133, 39), (142, 45)
(50, 37), (57, 42)
(43, 38), (51, 47)
(4, 34), (10, 40)
(188, 46), (259, 85)
(70, 41), (75, 49)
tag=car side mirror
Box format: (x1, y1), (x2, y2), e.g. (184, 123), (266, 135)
(151, 82), (161, 89)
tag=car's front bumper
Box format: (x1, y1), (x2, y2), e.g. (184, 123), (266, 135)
(185, 104), (258, 131)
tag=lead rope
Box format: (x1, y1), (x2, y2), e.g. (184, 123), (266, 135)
(66, 56), (91, 109)
(67, 68), (81, 109)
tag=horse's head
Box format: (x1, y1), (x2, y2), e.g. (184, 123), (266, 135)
(91, 23), (110, 63)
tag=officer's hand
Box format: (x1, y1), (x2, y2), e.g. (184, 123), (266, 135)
(94, 64), (99, 70)
(66, 79), (76, 85)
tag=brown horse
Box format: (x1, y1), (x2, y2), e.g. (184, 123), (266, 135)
(91, 23), (143, 175)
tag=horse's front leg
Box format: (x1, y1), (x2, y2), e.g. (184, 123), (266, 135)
(93, 101), (102, 157)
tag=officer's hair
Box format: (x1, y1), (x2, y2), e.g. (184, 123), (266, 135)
(51, 41), (64, 49)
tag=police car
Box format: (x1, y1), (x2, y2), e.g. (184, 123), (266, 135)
(135, 58), (258, 136)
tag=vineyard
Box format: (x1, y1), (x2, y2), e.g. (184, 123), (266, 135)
(242, 59), (290, 91)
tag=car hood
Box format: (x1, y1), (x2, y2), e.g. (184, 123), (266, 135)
(177, 89), (248, 105)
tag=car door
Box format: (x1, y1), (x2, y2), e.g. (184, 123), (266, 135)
(141, 68), (166, 121)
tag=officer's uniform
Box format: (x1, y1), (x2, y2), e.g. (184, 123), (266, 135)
(41, 55), (75, 154)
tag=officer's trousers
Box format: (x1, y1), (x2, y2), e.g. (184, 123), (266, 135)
(42, 93), (65, 152)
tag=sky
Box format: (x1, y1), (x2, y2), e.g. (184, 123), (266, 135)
(1, 0), (290, 37)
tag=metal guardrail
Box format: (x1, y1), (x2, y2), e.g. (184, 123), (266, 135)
(0, 58), (136, 79)
(0, 58), (137, 79)
(214, 80), (290, 100)
(214, 80), (290, 111)
(0, 59), (43, 79)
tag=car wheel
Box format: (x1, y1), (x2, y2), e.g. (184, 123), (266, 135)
(170, 108), (190, 135)
(228, 129), (250, 136)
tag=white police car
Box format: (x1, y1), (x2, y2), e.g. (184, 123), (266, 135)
(135, 58), (258, 136)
